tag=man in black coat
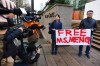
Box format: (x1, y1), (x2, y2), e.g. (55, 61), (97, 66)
(0, 17), (23, 66)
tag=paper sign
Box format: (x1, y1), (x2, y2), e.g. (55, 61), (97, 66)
(56, 29), (91, 45)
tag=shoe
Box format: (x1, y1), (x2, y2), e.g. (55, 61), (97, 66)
(51, 52), (54, 55)
(86, 54), (90, 59)
(78, 53), (82, 57)
(54, 52), (57, 55)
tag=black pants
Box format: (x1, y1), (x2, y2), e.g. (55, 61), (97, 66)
(51, 40), (58, 53)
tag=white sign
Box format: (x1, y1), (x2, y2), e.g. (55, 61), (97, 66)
(56, 29), (91, 45)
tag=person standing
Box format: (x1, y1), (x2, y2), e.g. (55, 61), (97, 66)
(78, 10), (97, 59)
(49, 14), (62, 55)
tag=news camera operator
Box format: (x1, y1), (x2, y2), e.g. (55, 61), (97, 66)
(1, 26), (23, 66)
(0, 4), (41, 66)
(0, 12), (41, 66)
(0, 8), (26, 66)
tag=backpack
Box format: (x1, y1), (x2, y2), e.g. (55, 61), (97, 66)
(48, 22), (54, 34)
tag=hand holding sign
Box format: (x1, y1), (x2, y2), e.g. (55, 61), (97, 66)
(91, 29), (94, 31)
(52, 29), (56, 31)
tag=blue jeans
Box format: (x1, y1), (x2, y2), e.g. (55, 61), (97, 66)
(51, 40), (58, 53)
(79, 35), (93, 55)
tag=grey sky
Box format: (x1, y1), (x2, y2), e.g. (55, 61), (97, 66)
(28, 0), (49, 11)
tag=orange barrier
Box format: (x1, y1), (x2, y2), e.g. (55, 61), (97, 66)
(72, 11), (84, 20)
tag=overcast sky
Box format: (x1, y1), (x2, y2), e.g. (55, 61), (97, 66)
(28, 0), (49, 11)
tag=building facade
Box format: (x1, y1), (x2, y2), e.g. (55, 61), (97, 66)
(66, 0), (95, 9)
(40, 4), (73, 42)
(87, 0), (95, 2)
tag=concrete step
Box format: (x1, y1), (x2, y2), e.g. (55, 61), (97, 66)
(95, 30), (100, 33)
(72, 23), (77, 26)
(92, 43), (100, 51)
(93, 39), (100, 45)
(72, 26), (79, 29)
(71, 22), (80, 26)
(93, 35), (100, 40)
(93, 32), (100, 37)
(97, 26), (100, 28)
(97, 28), (100, 31)
(72, 25), (79, 27)
(97, 26), (100, 30)
(71, 22), (80, 28)
(72, 25), (79, 28)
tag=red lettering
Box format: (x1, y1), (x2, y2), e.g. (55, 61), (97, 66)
(56, 38), (63, 43)
(56, 37), (90, 45)
(69, 37), (76, 42)
(74, 29), (79, 36)
(79, 37), (85, 43)
(58, 30), (64, 36)
(74, 37), (79, 43)
(80, 29), (86, 36)
(70, 37), (85, 43)
(85, 37), (90, 44)
(63, 37), (69, 43)
(66, 30), (72, 36)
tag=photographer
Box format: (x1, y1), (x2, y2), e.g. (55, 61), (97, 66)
(0, 11), (24, 66)
(0, 1), (22, 66)
(0, 1), (41, 66)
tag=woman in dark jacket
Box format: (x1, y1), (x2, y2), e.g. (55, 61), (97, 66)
(49, 14), (62, 55)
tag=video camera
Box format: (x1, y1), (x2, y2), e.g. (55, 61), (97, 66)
(0, 2), (46, 38)
(21, 11), (41, 22)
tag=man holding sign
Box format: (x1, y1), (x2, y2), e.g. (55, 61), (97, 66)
(49, 14), (62, 55)
(78, 10), (97, 58)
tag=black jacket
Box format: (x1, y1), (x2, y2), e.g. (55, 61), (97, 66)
(79, 18), (97, 34)
(2, 28), (22, 58)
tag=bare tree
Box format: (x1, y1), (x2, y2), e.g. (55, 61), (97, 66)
(11, 0), (30, 8)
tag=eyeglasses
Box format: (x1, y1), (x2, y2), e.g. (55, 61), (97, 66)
(87, 12), (93, 14)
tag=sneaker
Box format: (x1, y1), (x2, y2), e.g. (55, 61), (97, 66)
(86, 54), (90, 59)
